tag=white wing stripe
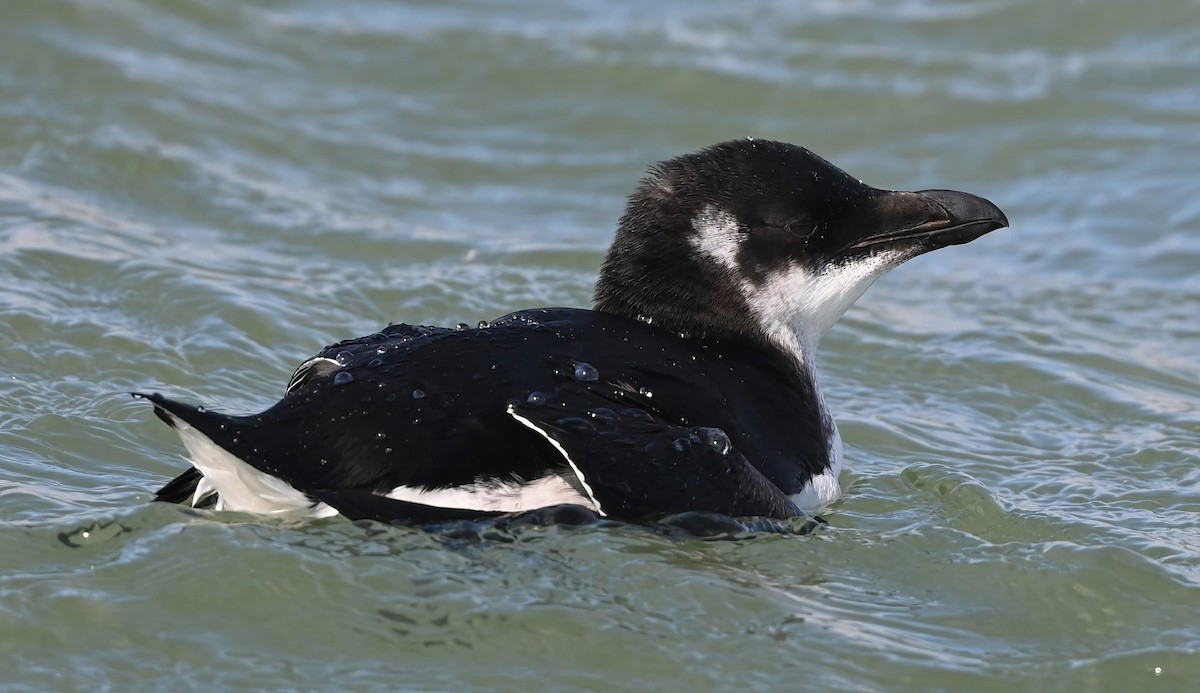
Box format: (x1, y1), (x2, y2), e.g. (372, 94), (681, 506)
(506, 404), (606, 517)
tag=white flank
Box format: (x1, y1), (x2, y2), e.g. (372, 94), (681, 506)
(790, 422), (844, 511)
(385, 474), (595, 513)
(790, 469), (841, 512)
(506, 405), (605, 516)
(170, 416), (337, 518)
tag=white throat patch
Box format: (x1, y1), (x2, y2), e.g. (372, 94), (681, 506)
(750, 252), (904, 364)
(689, 204), (902, 510)
(689, 203), (904, 363)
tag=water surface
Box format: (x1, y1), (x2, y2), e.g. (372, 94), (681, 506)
(1, 1), (1198, 689)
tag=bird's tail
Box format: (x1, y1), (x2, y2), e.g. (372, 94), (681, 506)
(132, 392), (322, 516)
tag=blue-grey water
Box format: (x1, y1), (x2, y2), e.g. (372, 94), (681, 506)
(1, 1), (1198, 689)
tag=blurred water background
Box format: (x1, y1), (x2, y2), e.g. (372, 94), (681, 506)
(1, 0), (1198, 689)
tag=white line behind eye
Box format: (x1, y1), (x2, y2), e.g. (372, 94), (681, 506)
(690, 204), (742, 272)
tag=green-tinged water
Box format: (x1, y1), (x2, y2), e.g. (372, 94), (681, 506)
(1, 0), (1198, 689)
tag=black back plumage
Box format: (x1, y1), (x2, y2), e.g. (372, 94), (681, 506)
(147, 308), (828, 520)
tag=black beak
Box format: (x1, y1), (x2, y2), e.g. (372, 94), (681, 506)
(849, 188), (1009, 254)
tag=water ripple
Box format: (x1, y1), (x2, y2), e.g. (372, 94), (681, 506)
(1, 0), (1198, 688)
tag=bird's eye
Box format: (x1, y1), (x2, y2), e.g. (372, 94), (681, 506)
(781, 220), (817, 239)
(760, 208), (815, 231)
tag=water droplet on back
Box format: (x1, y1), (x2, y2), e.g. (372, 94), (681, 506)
(367, 358), (383, 368)
(456, 322), (469, 331)
(477, 320), (490, 329)
(695, 427), (732, 455)
(620, 408), (654, 422)
(333, 371), (354, 385)
(411, 389), (425, 400)
(526, 391), (546, 406)
(587, 408), (618, 426)
(556, 417), (595, 434)
(335, 351), (353, 366)
(573, 362), (599, 382)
